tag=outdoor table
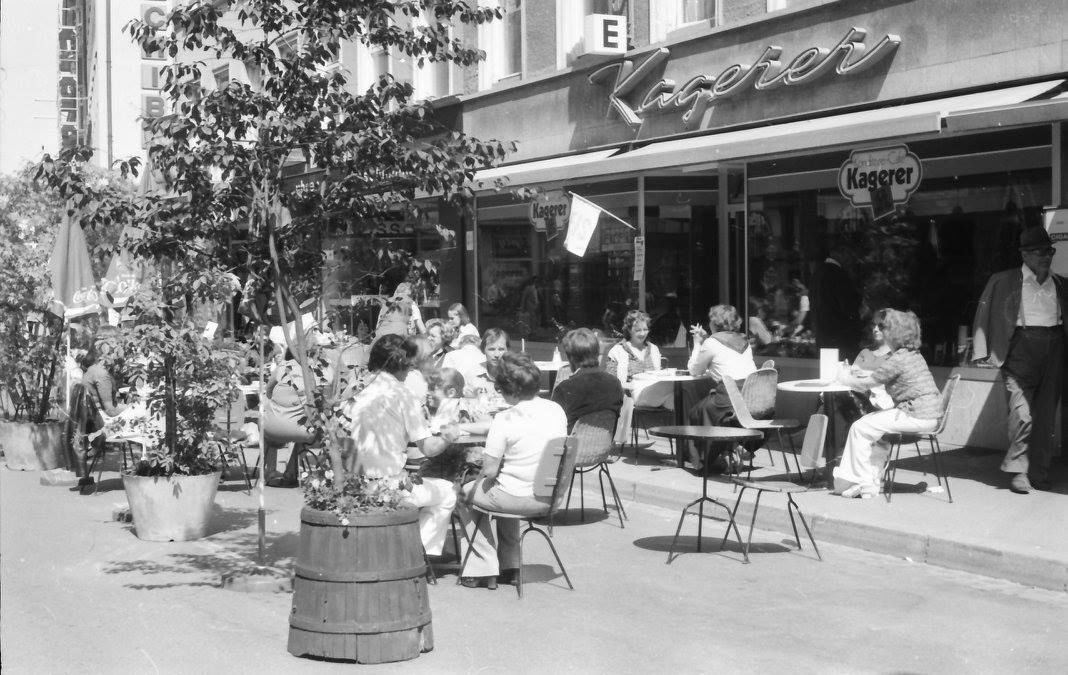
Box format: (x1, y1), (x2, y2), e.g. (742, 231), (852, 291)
(533, 360), (564, 391)
(777, 379), (852, 487)
(418, 433), (486, 484)
(626, 372), (713, 426)
(647, 425), (763, 563)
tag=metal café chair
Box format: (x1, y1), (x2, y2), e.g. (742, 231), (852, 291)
(566, 410), (627, 528)
(723, 376), (804, 479)
(881, 375), (960, 503)
(459, 436), (578, 598)
(721, 414), (827, 561)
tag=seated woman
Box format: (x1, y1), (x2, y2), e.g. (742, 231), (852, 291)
(552, 327), (623, 432)
(261, 339), (336, 487)
(607, 310), (672, 421)
(456, 352), (568, 589)
(841, 309), (894, 422)
(833, 309), (942, 499)
(446, 302), (479, 349)
(80, 345), (129, 422)
(687, 304), (758, 472)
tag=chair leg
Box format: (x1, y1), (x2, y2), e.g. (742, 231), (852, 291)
(779, 429), (802, 480)
(787, 494), (822, 561)
(565, 470), (577, 513)
(930, 437), (953, 503)
(520, 523), (572, 598)
(456, 512), (486, 584)
(424, 548), (437, 585)
(885, 440), (904, 503)
(715, 488), (752, 564)
(579, 470), (586, 523)
(599, 464), (627, 527)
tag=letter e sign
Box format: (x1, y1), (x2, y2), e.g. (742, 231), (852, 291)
(584, 14), (627, 56)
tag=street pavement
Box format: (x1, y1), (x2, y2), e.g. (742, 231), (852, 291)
(3, 460), (1068, 675)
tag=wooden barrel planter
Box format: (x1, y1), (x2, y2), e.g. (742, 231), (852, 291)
(288, 506), (433, 664)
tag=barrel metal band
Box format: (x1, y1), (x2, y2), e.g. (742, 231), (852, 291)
(294, 563), (427, 582)
(290, 611), (432, 634)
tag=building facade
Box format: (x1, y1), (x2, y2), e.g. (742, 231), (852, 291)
(444, 0), (1068, 451)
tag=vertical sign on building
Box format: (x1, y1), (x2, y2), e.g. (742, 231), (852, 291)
(141, 2), (168, 147)
(57, 0), (84, 149)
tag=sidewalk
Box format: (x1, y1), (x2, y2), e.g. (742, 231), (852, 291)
(605, 436), (1068, 592)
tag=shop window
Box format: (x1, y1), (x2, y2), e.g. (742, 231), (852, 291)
(746, 130), (1052, 367)
(476, 176), (717, 345)
(478, 0), (523, 89)
(649, 0), (718, 43)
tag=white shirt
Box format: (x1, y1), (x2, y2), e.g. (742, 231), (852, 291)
(449, 322), (480, 349)
(347, 371), (430, 479)
(1018, 264), (1061, 327)
(484, 397), (567, 497)
(688, 335), (757, 382)
(441, 344), (487, 396)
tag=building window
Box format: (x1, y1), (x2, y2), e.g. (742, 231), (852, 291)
(649, 0), (717, 44)
(479, 0), (523, 89)
(213, 65), (230, 90)
(413, 9), (453, 99)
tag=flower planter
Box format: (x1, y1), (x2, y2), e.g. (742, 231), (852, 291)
(0, 420), (69, 471)
(122, 471), (221, 541)
(288, 506), (433, 664)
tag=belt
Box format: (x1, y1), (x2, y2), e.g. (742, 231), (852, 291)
(1015, 325), (1063, 333)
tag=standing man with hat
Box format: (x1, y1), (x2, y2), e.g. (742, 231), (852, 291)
(972, 227), (1067, 493)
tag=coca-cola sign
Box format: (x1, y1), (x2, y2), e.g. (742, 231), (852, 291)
(589, 27), (901, 132)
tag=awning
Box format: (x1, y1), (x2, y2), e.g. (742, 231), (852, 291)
(473, 79), (1064, 189)
(945, 85), (1068, 133)
(474, 148), (621, 190)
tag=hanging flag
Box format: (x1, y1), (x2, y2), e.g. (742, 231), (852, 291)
(564, 193), (603, 257)
(49, 213), (100, 318)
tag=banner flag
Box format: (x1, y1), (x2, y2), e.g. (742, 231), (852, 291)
(564, 193), (602, 257)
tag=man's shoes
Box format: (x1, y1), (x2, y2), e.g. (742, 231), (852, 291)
(1010, 473), (1032, 494)
(497, 568), (519, 586)
(460, 576), (497, 590)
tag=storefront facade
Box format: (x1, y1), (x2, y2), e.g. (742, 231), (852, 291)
(455, 0), (1068, 450)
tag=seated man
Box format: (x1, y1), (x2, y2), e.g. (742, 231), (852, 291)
(345, 334), (462, 556)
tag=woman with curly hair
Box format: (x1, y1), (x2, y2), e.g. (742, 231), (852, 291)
(686, 304), (758, 472)
(834, 309), (941, 498)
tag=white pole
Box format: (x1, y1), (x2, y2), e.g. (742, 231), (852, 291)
(257, 327), (266, 565)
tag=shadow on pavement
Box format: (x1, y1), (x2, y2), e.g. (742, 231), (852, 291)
(103, 525), (299, 590)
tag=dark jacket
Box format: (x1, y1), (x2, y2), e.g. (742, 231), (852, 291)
(551, 368), (623, 432)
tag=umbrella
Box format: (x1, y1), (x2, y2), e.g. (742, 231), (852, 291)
(99, 227), (150, 307)
(48, 213), (100, 319)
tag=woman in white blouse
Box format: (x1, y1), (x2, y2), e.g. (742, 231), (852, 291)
(686, 304), (758, 472)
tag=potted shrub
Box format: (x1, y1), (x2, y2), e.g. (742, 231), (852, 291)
(0, 167), (77, 471)
(104, 285), (251, 541)
(288, 465), (433, 664)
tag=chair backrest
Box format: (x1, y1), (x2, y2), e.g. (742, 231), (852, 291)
(722, 377), (760, 429)
(571, 410), (617, 468)
(799, 413), (828, 469)
(530, 436), (578, 514)
(759, 359), (775, 369)
(742, 368), (778, 420)
(933, 375), (961, 435)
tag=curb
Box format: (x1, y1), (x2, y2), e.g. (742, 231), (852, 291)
(600, 475), (1068, 593)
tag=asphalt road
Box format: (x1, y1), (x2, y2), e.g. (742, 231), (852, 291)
(2, 468), (1066, 674)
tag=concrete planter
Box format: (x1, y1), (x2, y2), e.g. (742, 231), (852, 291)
(0, 420), (69, 471)
(122, 471), (221, 541)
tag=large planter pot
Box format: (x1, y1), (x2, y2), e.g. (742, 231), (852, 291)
(0, 420), (69, 471)
(288, 506), (433, 664)
(122, 472), (221, 542)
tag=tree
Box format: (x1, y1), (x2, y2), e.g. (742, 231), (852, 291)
(0, 163), (129, 422)
(95, 0), (512, 474)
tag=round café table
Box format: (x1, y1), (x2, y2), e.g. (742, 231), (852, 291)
(777, 379), (852, 488)
(648, 425), (763, 564)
